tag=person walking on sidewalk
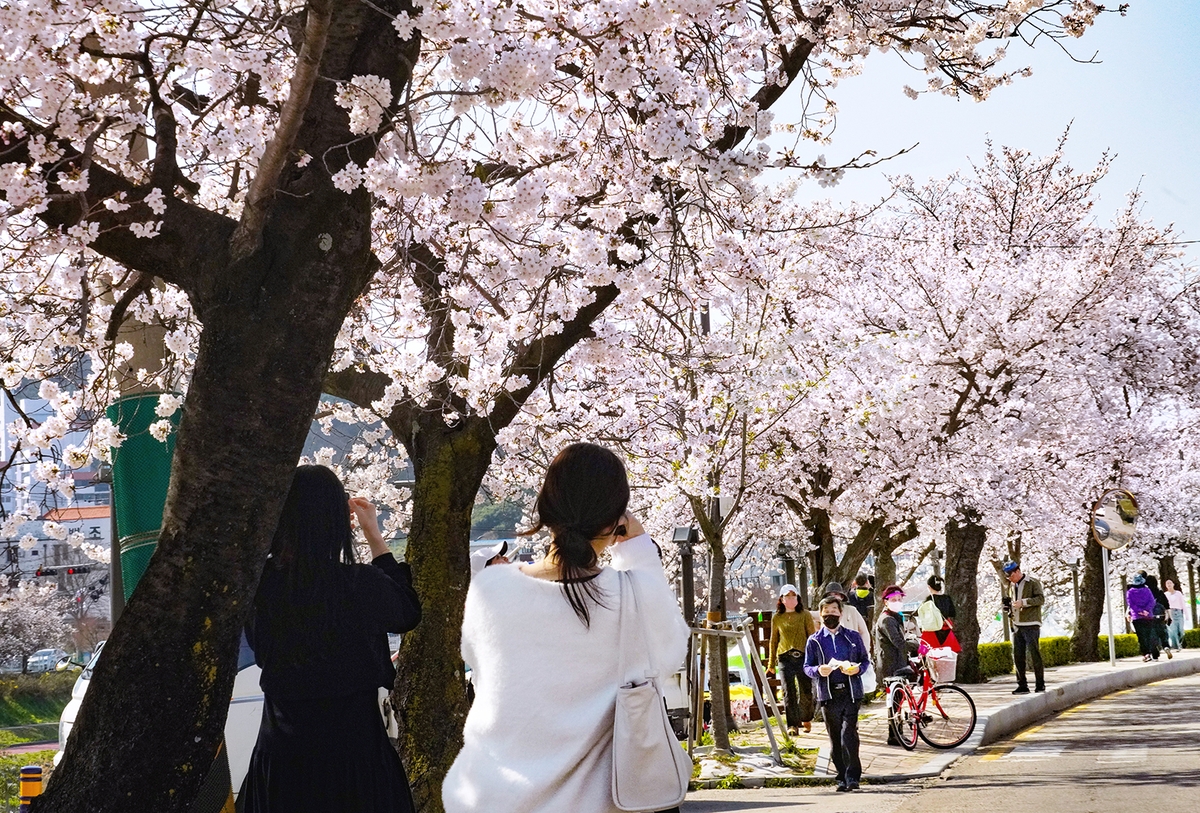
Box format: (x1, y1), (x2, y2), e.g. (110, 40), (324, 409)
(817, 581), (872, 650)
(876, 585), (910, 747)
(1003, 561), (1045, 694)
(804, 596), (871, 793)
(1165, 578), (1187, 651)
(1127, 573), (1161, 661)
(918, 575), (961, 653)
(846, 573), (875, 627)
(766, 584), (818, 735)
(1143, 574), (1174, 658)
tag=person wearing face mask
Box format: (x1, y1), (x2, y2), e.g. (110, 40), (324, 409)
(815, 581), (872, 651)
(876, 586), (910, 747)
(803, 597), (870, 793)
(766, 584), (818, 735)
(846, 574), (875, 627)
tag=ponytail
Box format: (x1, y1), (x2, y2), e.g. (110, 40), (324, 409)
(523, 443), (630, 627)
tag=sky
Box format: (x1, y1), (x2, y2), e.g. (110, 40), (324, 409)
(780, 2), (1200, 263)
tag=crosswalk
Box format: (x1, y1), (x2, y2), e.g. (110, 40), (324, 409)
(989, 743), (1150, 764)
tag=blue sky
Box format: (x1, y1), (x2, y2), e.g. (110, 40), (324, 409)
(782, 2), (1200, 262)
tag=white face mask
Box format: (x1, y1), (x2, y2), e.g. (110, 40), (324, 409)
(887, 600), (904, 614)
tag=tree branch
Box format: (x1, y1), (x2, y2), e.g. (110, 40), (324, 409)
(229, 0), (334, 262)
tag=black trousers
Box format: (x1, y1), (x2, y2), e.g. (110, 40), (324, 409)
(822, 691), (861, 786)
(778, 650), (815, 727)
(1012, 625), (1045, 690)
(1133, 618), (1160, 658)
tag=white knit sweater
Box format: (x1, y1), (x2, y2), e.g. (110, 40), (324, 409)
(443, 533), (689, 813)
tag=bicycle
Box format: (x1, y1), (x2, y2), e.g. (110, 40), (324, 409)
(884, 646), (977, 750)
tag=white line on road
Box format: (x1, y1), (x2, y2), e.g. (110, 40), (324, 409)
(1096, 746), (1148, 765)
(1000, 744), (1065, 761)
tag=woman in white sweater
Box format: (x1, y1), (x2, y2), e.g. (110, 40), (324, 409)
(443, 443), (690, 813)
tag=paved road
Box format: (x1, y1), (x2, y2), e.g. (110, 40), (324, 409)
(685, 671), (1200, 812)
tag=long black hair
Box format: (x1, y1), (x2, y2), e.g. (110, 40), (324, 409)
(523, 443), (629, 627)
(265, 465), (355, 590)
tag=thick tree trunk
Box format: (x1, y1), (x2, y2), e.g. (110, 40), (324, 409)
(38, 196), (377, 811)
(392, 417), (495, 813)
(873, 536), (897, 598)
(35, 4), (418, 807)
(944, 512), (987, 684)
(1071, 529), (1105, 662)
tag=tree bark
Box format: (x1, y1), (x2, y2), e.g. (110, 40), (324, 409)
(944, 511), (987, 684)
(390, 415), (496, 813)
(1158, 555), (1180, 591)
(705, 545), (732, 752)
(35, 3), (420, 809)
(1071, 528), (1105, 662)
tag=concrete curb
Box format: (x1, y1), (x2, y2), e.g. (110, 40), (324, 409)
(976, 653), (1200, 747)
(812, 653), (1200, 783)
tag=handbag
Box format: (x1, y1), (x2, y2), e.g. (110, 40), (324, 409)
(612, 570), (692, 812)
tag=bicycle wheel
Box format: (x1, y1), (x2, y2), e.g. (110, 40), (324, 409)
(889, 685), (919, 751)
(918, 684), (977, 749)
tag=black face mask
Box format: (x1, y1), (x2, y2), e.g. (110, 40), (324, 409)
(822, 614), (840, 629)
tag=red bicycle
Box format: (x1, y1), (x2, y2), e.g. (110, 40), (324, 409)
(885, 648), (977, 750)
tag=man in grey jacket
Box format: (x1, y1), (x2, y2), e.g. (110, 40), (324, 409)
(1004, 561), (1045, 694)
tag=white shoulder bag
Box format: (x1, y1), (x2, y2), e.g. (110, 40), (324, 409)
(612, 570), (691, 811)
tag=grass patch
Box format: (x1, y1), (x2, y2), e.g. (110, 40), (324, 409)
(0, 674), (74, 727)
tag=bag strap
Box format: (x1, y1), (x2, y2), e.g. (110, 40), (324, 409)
(616, 570), (655, 686)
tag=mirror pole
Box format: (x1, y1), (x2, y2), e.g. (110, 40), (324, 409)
(1102, 545), (1116, 667)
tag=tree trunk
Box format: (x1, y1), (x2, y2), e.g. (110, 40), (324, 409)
(1071, 528), (1105, 662)
(392, 416), (495, 813)
(38, 203), (377, 811)
(1158, 556), (1180, 591)
(944, 512), (987, 684)
(706, 546), (732, 752)
(873, 535), (897, 598)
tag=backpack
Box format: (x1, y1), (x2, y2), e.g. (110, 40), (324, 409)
(916, 599), (946, 632)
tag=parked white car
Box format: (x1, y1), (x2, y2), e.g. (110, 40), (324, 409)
(27, 648), (69, 673)
(57, 637), (400, 799)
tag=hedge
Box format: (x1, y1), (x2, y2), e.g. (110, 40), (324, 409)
(1184, 628), (1200, 649)
(976, 633), (1147, 678)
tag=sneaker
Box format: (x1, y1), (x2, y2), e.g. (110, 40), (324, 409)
(1166, 648), (1174, 659)
(1012, 687), (1030, 695)
(836, 784), (850, 793)
(847, 783), (860, 791)
(1035, 686), (1046, 693)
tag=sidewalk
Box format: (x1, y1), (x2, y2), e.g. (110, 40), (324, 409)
(693, 648), (1200, 787)
(814, 648), (1200, 781)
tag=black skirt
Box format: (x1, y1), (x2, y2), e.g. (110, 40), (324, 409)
(238, 688), (415, 813)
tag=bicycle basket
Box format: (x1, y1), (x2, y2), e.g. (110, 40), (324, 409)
(924, 648), (958, 683)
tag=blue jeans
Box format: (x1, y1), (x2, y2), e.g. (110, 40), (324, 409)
(1168, 609), (1185, 649)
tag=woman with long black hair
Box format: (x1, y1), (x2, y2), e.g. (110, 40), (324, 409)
(239, 465), (422, 812)
(443, 442), (689, 813)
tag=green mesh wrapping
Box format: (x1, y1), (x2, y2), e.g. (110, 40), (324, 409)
(105, 392), (179, 602)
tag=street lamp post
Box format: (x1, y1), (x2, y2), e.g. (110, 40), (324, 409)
(672, 527), (699, 626)
(775, 542), (796, 588)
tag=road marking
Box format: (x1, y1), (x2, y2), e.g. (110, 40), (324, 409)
(1097, 746), (1148, 765)
(1000, 744), (1064, 761)
(980, 746), (1014, 762)
(1013, 724), (1044, 741)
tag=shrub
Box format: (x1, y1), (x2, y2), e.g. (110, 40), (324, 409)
(1096, 633), (1141, 659)
(978, 642), (1013, 677)
(1039, 636), (1074, 668)
(1183, 628), (1200, 649)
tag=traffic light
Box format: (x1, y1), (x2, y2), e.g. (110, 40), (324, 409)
(34, 567), (57, 578)
(65, 566), (91, 575)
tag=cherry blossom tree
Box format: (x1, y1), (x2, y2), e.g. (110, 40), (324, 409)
(0, 1), (1112, 808)
(0, 582), (70, 673)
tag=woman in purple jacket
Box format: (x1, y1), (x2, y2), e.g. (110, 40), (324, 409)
(1127, 574), (1160, 661)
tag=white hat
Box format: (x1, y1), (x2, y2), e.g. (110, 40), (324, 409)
(778, 583), (799, 598)
(470, 541), (509, 578)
